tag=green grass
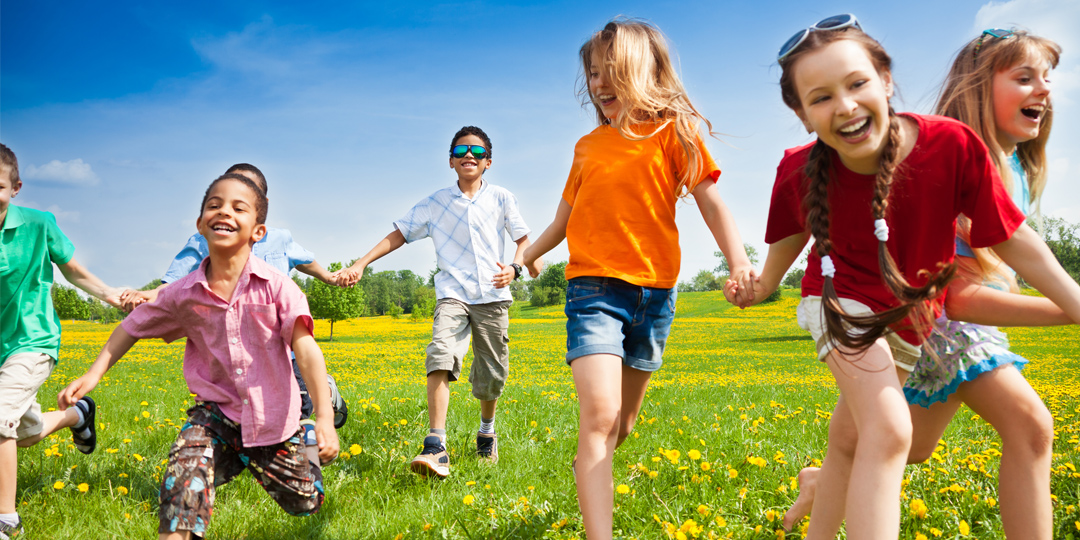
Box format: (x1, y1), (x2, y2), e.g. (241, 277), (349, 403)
(16, 290), (1080, 539)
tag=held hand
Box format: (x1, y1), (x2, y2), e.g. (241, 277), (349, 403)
(103, 287), (125, 309)
(58, 374), (101, 410)
(730, 266), (758, 308)
(723, 280), (740, 306)
(314, 417), (340, 465)
(492, 262), (515, 289)
(119, 289), (155, 312)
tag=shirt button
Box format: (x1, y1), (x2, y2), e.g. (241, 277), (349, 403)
(243, 399), (249, 405)
(228, 307), (234, 313)
(236, 368), (243, 375)
(231, 338), (238, 344)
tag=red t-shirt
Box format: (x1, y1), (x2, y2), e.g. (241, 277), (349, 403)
(765, 113), (1025, 343)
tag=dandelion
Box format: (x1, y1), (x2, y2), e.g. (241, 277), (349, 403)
(133, 453), (144, 462)
(697, 504), (709, 516)
(78, 483), (89, 493)
(616, 484), (630, 495)
(715, 516), (727, 527)
(398, 419), (407, 426)
(350, 444), (362, 455)
(728, 469), (738, 479)
(688, 449), (702, 460)
(117, 486), (129, 495)
(53, 481), (64, 490)
(700, 462), (711, 471)
(423, 523), (433, 531)
(140, 401), (148, 406)
(141, 411), (150, 418)
(915, 534), (928, 540)
(910, 499), (928, 519)
(930, 527), (943, 537)
(466, 481), (476, 486)
(463, 494), (475, 505)
(959, 520), (970, 536)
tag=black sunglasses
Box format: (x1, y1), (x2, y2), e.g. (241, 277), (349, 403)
(450, 145), (490, 160)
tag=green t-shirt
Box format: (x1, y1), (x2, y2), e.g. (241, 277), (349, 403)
(1, 205), (75, 364)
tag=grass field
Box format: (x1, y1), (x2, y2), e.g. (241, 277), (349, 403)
(17, 290), (1080, 539)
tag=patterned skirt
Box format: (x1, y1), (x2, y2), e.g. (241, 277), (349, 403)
(903, 315), (1028, 408)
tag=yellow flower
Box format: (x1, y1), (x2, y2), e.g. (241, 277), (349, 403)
(141, 411), (150, 418)
(78, 483), (89, 493)
(700, 462), (711, 471)
(140, 401), (148, 406)
(53, 481), (64, 490)
(106, 448), (118, 454)
(986, 497), (997, 507)
(648, 471), (658, 478)
(117, 486), (129, 495)
(697, 504), (709, 516)
(915, 534), (928, 540)
(688, 449), (702, 460)
(715, 516), (726, 527)
(765, 509), (776, 521)
(616, 484), (630, 495)
(910, 499), (928, 519)
(398, 419), (407, 425)
(466, 481), (476, 486)
(463, 494), (475, 505)
(350, 444), (362, 455)
(728, 469), (738, 479)
(959, 520), (970, 536)
(423, 523), (433, 531)
(133, 453), (144, 462)
(930, 527), (942, 537)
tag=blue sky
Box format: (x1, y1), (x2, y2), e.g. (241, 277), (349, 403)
(3, 0), (1078, 289)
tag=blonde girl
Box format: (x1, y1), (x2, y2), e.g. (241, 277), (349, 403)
(782, 29), (1066, 539)
(726, 15), (1080, 539)
(521, 19), (754, 539)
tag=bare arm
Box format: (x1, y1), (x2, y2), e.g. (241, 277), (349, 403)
(693, 180), (755, 304)
(522, 199), (571, 278)
(339, 230), (407, 287)
(944, 276), (1072, 326)
(493, 235), (532, 289)
(726, 232), (809, 308)
(295, 261), (336, 285)
(292, 323), (340, 463)
(57, 258), (123, 308)
(991, 223), (1080, 324)
(57, 326), (138, 409)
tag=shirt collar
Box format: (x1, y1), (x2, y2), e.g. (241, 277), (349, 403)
(1, 205), (27, 231)
(451, 179), (488, 199)
(183, 251), (269, 290)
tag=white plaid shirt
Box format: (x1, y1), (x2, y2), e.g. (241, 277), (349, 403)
(394, 180), (530, 304)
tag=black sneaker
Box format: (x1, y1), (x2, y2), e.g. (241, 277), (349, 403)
(476, 432), (498, 463)
(71, 397), (97, 454)
(327, 374), (348, 429)
(0, 518), (22, 539)
(410, 436), (450, 477)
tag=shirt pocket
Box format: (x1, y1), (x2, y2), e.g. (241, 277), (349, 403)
(241, 303), (278, 345)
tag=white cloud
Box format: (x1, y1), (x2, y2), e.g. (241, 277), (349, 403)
(23, 158), (100, 187)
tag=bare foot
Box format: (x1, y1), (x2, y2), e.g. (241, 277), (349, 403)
(783, 466), (820, 531)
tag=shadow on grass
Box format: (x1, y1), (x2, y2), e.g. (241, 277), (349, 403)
(738, 335), (813, 343)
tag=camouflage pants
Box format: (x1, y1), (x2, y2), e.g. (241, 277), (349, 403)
(158, 402), (324, 535)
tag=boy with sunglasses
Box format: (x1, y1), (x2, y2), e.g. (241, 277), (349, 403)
(339, 126), (532, 477)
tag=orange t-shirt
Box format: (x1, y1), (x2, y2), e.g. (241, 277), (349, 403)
(561, 122), (721, 288)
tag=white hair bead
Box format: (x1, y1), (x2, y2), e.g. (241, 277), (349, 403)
(874, 219), (889, 242)
(821, 255), (836, 278)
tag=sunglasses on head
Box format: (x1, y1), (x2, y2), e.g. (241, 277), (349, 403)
(778, 13), (862, 63)
(973, 28), (1016, 61)
(450, 145), (490, 160)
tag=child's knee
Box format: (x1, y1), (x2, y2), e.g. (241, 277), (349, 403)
(1010, 403), (1054, 458)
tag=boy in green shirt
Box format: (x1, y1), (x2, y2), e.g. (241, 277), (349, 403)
(0, 143), (124, 539)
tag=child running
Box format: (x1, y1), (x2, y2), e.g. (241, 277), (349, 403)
(521, 19), (754, 539)
(725, 15), (1080, 539)
(119, 163), (349, 429)
(781, 29), (1066, 539)
(59, 173), (339, 540)
(0, 143), (124, 540)
(338, 126), (530, 477)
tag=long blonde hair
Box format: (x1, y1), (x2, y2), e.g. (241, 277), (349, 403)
(935, 30), (1060, 291)
(578, 18), (713, 196)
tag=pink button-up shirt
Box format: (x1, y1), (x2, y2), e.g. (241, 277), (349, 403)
(123, 255), (313, 446)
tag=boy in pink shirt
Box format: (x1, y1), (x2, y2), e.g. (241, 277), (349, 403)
(59, 173), (339, 540)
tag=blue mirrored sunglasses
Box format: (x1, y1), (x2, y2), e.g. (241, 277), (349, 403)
(973, 28), (1016, 61)
(777, 14), (862, 63)
(450, 145), (490, 160)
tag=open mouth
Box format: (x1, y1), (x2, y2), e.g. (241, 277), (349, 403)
(595, 93), (617, 107)
(837, 117), (871, 140)
(211, 224), (236, 234)
(1021, 104), (1045, 120)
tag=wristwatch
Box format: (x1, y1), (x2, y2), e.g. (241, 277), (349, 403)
(510, 263), (523, 280)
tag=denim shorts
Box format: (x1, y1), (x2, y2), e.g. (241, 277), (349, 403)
(564, 277), (677, 372)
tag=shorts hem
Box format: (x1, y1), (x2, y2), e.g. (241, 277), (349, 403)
(905, 355), (1026, 408)
(623, 356), (662, 373)
(566, 344), (624, 365)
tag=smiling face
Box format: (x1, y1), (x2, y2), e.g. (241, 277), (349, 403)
(992, 49), (1053, 154)
(449, 134), (491, 182)
(0, 166), (19, 219)
(589, 48), (622, 123)
(792, 39), (894, 175)
(196, 178), (266, 252)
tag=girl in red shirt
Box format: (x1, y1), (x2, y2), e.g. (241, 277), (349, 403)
(727, 15), (1080, 539)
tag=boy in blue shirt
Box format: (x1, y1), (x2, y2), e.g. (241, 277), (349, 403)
(0, 143), (124, 539)
(119, 164), (349, 427)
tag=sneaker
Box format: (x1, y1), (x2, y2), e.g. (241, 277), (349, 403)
(410, 436), (450, 478)
(476, 432), (498, 463)
(327, 374), (348, 429)
(0, 518), (23, 539)
(71, 396), (97, 454)
(299, 419), (318, 446)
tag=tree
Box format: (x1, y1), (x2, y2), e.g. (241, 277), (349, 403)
(307, 262), (366, 340)
(1036, 216), (1080, 283)
(411, 286), (436, 321)
(714, 244), (759, 275)
(782, 268), (805, 289)
(678, 269), (721, 292)
(529, 261), (568, 307)
(52, 284), (92, 320)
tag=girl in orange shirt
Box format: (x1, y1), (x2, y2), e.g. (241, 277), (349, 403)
(522, 18), (754, 539)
